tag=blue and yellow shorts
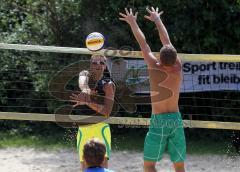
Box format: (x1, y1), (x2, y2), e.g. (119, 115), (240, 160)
(144, 112), (186, 162)
(77, 122), (111, 162)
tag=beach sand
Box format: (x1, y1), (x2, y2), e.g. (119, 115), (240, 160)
(0, 148), (239, 172)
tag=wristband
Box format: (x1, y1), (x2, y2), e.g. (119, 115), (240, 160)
(154, 16), (160, 22)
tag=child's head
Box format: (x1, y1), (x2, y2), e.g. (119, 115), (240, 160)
(83, 138), (106, 167)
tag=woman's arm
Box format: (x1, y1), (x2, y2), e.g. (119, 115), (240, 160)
(70, 81), (116, 117)
(78, 70), (91, 94)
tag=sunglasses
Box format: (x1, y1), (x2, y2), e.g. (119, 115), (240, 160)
(91, 61), (106, 65)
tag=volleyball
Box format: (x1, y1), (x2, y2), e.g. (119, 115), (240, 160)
(86, 32), (105, 51)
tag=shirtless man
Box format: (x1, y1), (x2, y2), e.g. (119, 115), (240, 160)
(119, 7), (186, 172)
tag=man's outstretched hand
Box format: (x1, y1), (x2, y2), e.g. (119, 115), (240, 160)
(119, 8), (138, 25)
(144, 7), (163, 22)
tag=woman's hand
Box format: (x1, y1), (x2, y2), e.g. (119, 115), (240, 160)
(70, 92), (91, 107)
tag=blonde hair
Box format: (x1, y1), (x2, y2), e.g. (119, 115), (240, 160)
(91, 54), (107, 62)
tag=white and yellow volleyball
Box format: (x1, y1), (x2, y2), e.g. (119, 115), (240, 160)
(86, 32), (105, 51)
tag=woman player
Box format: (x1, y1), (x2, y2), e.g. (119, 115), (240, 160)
(70, 54), (115, 171)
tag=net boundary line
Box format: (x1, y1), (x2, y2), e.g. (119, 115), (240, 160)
(0, 112), (239, 130)
(1, 43), (240, 62)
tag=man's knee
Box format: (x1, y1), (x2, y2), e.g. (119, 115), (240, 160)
(173, 162), (185, 172)
(144, 161), (157, 172)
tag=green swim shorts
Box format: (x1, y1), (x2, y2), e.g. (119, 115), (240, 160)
(144, 112), (186, 162)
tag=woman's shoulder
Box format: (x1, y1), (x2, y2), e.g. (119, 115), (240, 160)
(103, 80), (115, 89)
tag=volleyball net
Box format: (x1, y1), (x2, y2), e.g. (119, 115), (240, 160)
(0, 43), (240, 130)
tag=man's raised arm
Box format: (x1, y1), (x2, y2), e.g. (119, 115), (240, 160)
(119, 8), (157, 66)
(145, 7), (171, 46)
